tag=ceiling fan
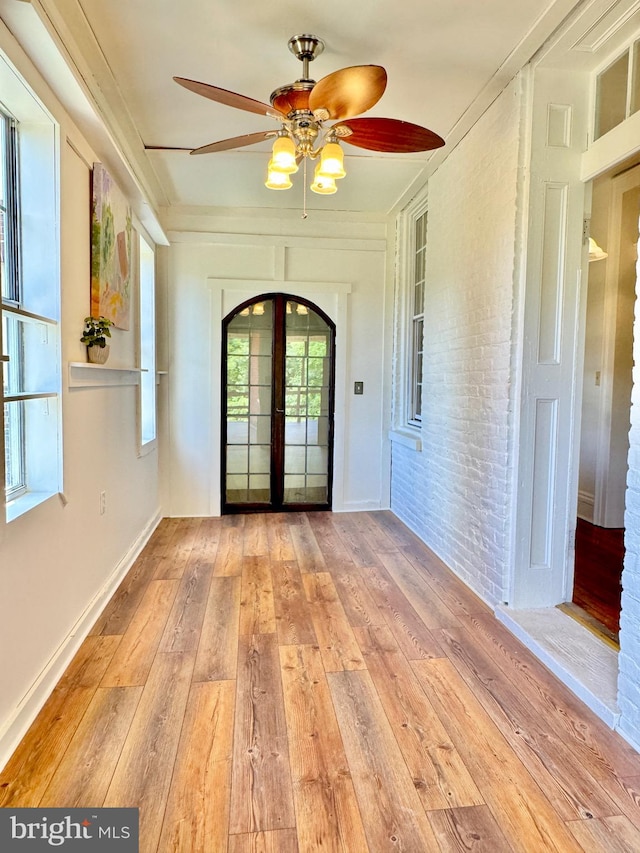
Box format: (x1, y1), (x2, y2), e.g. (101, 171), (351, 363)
(158, 34), (445, 196)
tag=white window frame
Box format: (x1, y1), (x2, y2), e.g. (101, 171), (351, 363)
(409, 209), (427, 426)
(0, 51), (61, 523)
(1, 110), (25, 501)
(389, 192), (428, 449)
(137, 232), (157, 454)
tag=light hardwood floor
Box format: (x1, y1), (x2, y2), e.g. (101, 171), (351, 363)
(2, 511), (640, 851)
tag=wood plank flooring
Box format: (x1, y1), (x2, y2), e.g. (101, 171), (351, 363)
(573, 518), (624, 639)
(2, 511), (640, 851)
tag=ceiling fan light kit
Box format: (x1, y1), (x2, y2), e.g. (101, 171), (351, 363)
(171, 32), (445, 204)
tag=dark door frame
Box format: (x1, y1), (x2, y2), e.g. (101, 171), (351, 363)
(221, 292), (336, 514)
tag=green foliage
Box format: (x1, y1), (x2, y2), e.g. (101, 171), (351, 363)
(225, 331), (329, 422)
(100, 205), (115, 273)
(81, 315), (112, 348)
(90, 200), (101, 280)
(226, 343), (249, 420)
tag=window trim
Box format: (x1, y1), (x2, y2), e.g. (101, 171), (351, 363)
(1, 108), (27, 501)
(408, 210), (427, 427)
(389, 191), (428, 447)
(1, 110), (21, 304)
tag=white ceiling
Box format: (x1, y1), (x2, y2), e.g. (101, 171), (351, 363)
(3, 0), (591, 216)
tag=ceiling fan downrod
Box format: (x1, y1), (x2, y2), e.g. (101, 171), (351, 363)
(287, 34), (325, 82)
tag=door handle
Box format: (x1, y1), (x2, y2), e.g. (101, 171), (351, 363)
(275, 408), (284, 414)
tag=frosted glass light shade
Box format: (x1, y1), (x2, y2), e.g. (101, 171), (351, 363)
(265, 162), (293, 190)
(318, 141), (346, 179)
(310, 164), (337, 194)
(271, 136), (298, 173)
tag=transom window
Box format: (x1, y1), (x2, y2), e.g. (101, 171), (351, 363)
(594, 38), (640, 140)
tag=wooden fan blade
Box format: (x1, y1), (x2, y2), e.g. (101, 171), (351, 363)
(309, 65), (387, 120)
(174, 76), (284, 118)
(190, 131), (277, 155)
(334, 117), (445, 152)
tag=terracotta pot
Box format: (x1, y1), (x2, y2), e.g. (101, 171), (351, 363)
(87, 344), (110, 364)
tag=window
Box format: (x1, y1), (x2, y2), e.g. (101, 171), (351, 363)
(1, 111), (25, 499)
(389, 197), (428, 449)
(138, 234), (156, 450)
(594, 38), (640, 140)
(0, 54), (60, 521)
(595, 51), (629, 139)
(409, 210), (427, 425)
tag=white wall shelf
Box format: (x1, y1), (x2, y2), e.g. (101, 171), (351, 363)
(68, 362), (144, 388)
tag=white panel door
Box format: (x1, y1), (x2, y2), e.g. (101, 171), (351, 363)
(512, 65), (589, 608)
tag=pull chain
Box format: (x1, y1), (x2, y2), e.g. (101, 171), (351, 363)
(302, 157), (308, 219)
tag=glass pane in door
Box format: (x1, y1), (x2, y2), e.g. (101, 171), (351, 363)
(225, 301), (272, 504)
(284, 300), (331, 504)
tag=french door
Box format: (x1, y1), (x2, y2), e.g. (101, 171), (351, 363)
(222, 293), (335, 512)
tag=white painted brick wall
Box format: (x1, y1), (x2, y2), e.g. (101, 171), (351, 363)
(391, 77), (522, 606)
(618, 296), (640, 750)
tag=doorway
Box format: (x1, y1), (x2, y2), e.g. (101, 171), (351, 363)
(572, 164), (640, 641)
(222, 293), (335, 513)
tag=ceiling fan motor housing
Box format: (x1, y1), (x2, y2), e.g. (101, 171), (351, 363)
(270, 80), (315, 117)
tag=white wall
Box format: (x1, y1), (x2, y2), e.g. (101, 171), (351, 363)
(161, 211), (390, 516)
(390, 76), (522, 605)
(0, 27), (160, 767)
(615, 165), (640, 751)
(620, 296), (640, 746)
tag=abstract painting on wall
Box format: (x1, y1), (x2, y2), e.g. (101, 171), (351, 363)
(91, 162), (132, 330)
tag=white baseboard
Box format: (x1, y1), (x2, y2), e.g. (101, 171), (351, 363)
(0, 510), (162, 773)
(617, 722), (640, 755)
(577, 490), (594, 523)
(333, 500), (386, 512)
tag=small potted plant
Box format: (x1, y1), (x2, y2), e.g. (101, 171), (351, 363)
(81, 315), (112, 364)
